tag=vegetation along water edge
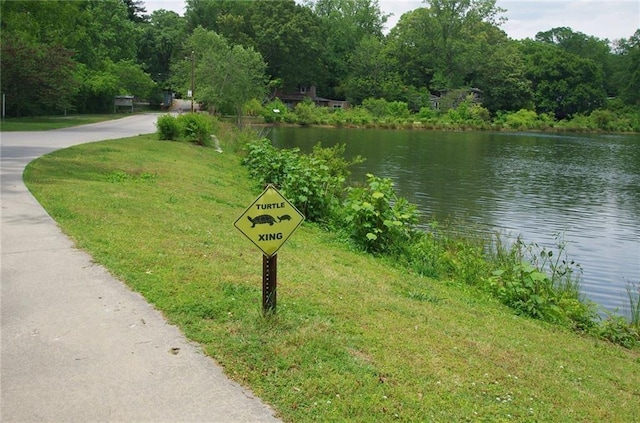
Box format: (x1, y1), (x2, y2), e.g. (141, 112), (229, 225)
(24, 118), (639, 422)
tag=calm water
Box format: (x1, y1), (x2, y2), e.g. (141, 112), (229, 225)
(268, 127), (640, 314)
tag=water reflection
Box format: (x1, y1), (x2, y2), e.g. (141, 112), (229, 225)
(268, 127), (640, 314)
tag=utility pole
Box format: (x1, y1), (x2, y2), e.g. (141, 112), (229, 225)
(190, 51), (195, 113)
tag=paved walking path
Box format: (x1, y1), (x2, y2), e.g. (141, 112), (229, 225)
(1, 114), (281, 422)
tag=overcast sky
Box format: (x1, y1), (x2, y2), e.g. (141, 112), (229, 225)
(143, 0), (639, 41)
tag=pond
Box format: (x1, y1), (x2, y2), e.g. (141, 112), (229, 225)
(267, 127), (640, 316)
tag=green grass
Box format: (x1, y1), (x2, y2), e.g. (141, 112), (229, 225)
(24, 135), (640, 422)
(0, 114), (125, 131)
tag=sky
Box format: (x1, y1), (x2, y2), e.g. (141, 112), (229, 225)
(143, 0), (640, 41)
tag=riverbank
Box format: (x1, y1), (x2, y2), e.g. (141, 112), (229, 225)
(254, 98), (640, 134)
(24, 132), (639, 421)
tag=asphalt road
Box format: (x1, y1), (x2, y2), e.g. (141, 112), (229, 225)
(0, 114), (280, 422)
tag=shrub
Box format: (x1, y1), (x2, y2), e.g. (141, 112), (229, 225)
(342, 173), (419, 255)
(156, 114), (180, 140)
(293, 99), (317, 126)
(504, 109), (540, 130)
(486, 234), (598, 330)
(362, 98), (389, 118)
(176, 113), (214, 146)
(243, 98), (263, 117)
(417, 106), (438, 123)
(242, 139), (356, 222)
(597, 312), (639, 348)
(262, 98), (287, 123)
(589, 109), (615, 131)
(344, 106), (374, 126)
(328, 108), (347, 127)
(387, 101), (411, 119)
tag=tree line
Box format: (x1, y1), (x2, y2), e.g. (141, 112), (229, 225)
(1, 0), (638, 123)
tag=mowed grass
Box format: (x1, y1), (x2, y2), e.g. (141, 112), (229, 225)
(0, 114), (125, 131)
(25, 135), (639, 422)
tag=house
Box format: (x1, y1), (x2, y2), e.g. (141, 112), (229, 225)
(274, 85), (348, 110)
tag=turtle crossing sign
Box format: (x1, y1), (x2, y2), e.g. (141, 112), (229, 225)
(234, 184), (305, 257)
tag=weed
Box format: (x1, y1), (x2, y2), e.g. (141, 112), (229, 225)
(626, 281), (640, 329)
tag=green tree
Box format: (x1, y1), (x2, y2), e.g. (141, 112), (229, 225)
(0, 35), (78, 116)
(122, 0), (148, 23)
(611, 30), (640, 105)
(342, 35), (406, 104)
(185, 0), (324, 93)
(71, 0), (139, 69)
(536, 27), (615, 96)
(249, 0), (324, 91)
(310, 0), (389, 97)
(137, 10), (186, 83)
(520, 40), (606, 119)
(178, 28), (266, 124)
(387, 0), (506, 92)
(386, 8), (439, 89)
(422, 0), (506, 87)
(473, 40), (533, 113)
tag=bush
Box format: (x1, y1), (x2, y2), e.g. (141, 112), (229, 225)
(597, 313), (639, 348)
(294, 98), (319, 126)
(156, 114), (181, 140)
(344, 106), (373, 126)
(417, 106), (438, 123)
(242, 139), (356, 222)
(342, 173), (419, 255)
(262, 98), (287, 123)
(156, 113), (217, 146)
(387, 101), (411, 119)
(243, 98), (263, 117)
(362, 98), (389, 118)
(176, 113), (213, 146)
(503, 109), (538, 129)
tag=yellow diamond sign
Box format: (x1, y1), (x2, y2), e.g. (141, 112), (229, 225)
(234, 184), (305, 257)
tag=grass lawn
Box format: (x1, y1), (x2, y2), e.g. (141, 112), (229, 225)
(0, 114), (128, 131)
(24, 134), (640, 422)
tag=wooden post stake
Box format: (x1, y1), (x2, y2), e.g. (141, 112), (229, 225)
(262, 254), (277, 315)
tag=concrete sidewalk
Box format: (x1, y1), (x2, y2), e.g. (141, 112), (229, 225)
(1, 115), (281, 422)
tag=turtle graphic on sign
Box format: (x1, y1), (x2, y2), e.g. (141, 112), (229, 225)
(247, 214), (293, 227)
(248, 214), (277, 227)
(234, 185), (305, 257)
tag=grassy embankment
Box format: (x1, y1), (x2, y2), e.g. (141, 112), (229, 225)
(24, 129), (639, 422)
(0, 114), (126, 131)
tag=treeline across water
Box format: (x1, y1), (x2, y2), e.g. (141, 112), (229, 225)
(2, 0), (639, 130)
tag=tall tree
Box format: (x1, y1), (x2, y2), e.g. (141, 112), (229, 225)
(0, 35), (78, 116)
(137, 10), (186, 83)
(123, 0), (148, 23)
(387, 0), (506, 92)
(185, 0), (324, 92)
(310, 0), (389, 97)
(422, 0), (506, 87)
(386, 8), (438, 89)
(535, 27), (615, 95)
(249, 1), (323, 91)
(520, 40), (606, 119)
(342, 35), (405, 104)
(176, 28), (267, 123)
(472, 40), (533, 113)
(610, 30), (640, 105)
